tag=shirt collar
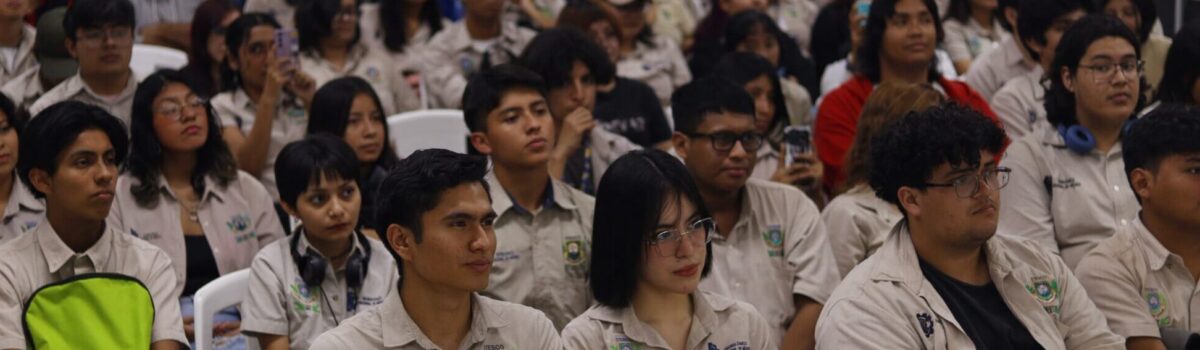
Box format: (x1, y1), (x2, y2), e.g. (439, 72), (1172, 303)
(1035, 123), (1125, 157)
(586, 293), (729, 348)
(36, 221), (115, 275)
(1131, 215), (1173, 270)
(1002, 36), (1031, 67)
(4, 174), (44, 220)
(486, 170), (577, 216)
(68, 72), (138, 102)
(382, 292), (509, 348)
(447, 21), (526, 53)
(295, 227), (369, 262)
(155, 174), (224, 204)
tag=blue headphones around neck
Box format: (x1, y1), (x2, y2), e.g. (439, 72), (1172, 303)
(1056, 120), (1137, 154)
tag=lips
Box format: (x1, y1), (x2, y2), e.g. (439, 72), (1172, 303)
(326, 222), (351, 232)
(359, 143), (381, 154)
(673, 264), (700, 277)
(972, 202), (997, 215)
(182, 126), (201, 135)
(721, 166), (749, 178)
(93, 190), (114, 202)
(526, 137), (548, 150)
(1108, 92), (1133, 104)
(466, 259), (493, 273)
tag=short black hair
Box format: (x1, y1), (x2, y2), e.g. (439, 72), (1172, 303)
(996, 0), (1021, 31)
(519, 28), (616, 87)
(1156, 20), (1200, 104)
(710, 52), (788, 139)
(0, 93), (23, 135)
(591, 149), (712, 308)
(1044, 15), (1146, 128)
(63, 0), (136, 41)
(1123, 104), (1200, 196)
(307, 76), (400, 169)
(374, 149), (491, 274)
(220, 13), (282, 92)
(856, 0), (945, 83)
(1095, 0), (1157, 42)
(274, 134), (360, 208)
(19, 101), (129, 198)
(1017, 0), (1090, 63)
(461, 64), (547, 133)
(670, 76), (755, 134)
(295, 0), (362, 52)
(869, 104), (1007, 214)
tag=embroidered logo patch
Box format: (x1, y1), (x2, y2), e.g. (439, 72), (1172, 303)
(610, 335), (640, 350)
(1145, 289), (1171, 326)
(563, 239), (586, 266)
(916, 312), (934, 338)
(289, 277), (321, 315)
(1026, 278), (1061, 314)
(762, 224), (784, 257)
(722, 341), (750, 350)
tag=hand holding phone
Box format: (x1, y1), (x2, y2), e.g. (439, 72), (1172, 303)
(784, 125), (812, 167)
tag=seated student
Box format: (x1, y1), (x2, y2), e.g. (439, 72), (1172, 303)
(0, 94), (43, 244)
(131, 0), (201, 50)
(310, 149), (563, 349)
(416, 0), (536, 108)
(1152, 21), (1200, 108)
(29, 0), (140, 127)
(562, 149), (774, 349)
(723, 11), (817, 117)
(463, 64), (596, 329)
(671, 77), (838, 348)
(106, 70), (285, 346)
(815, 0), (997, 191)
(241, 135), (398, 350)
(180, 0), (240, 99)
(991, 0), (1087, 138)
(213, 13), (316, 200)
(815, 104), (1122, 349)
(1075, 105), (1200, 350)
(0, 7), (74, 113)
(821, 82), (943, 277)
(0, 101), (186, 349)
(243, 0), (299, 29)
(306, 77), (400, 237)
(608, 0), (692, 106)
(0, 0), (35, 85)
(941, 0), (1010, 74)
(358, 0), (446, 78)
(999, 15), (1144, 269)
(962, 0), (1042, 101)
(1099, 0), (1170, 100)
(518, 28), (642, 194)
(294, 0), (418, 115)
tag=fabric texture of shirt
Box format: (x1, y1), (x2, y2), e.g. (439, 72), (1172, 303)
(963, 36), (1041, 101)
(815, 222), (1123, 350)
(768, 0), (819, 54)
(594, 77), (672, 148)
(0, 175), (44, 244)
(0, 67), (45, 112)
(992, 71), (1047, 139)
(243, 0), (297, 29)
(651, 0), (696, 46)
(919, 259), (1043, 349)
(415, 21), (536, 108)
(358, 3), (445, 76)
(0, 25), (37, 86)
(298, 44), (419, 115)
(561, 291), (775, 349)
(1141, 35), (1172, 100)
(132, 0), (204, 29)
(0, 222), (187, 348)
(616, 35), (692, 106)
(211, 88), (308, 199)
(820, 184), (901, 277)
(942, 18), (1009, 63)
(29, 73), (140, 128)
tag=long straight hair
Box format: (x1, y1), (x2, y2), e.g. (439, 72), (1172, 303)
(306, 76), (401, 171)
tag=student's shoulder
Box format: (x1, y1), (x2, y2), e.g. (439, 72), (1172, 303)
(308, 307), (387, 349)
(988, 234), (1070, 272)
(230, 170), (273, 198)
(478, 294), (555, 325)
(1076, 226), (1142, 275)
(745, 179), (817, 212)
(700, 291), (763, 321)
(249, 238), (292, 270)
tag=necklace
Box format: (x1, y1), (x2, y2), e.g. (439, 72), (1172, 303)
(178, 197), (200, 223)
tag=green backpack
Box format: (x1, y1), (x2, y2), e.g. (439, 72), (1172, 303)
(22, 273), (156, 350)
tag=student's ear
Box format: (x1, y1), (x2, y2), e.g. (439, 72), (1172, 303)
(1129, 168), (1153, 202)
(28, 169), (52, 198)
(1062, 66), (1076, 93)
(469, 132), (493, 155)
(671, 132), (690, 162)
(279, 201), (299, 218)
(64, 38), (77, 59)
(387, 224), (417, 261)
(897, 186), (922, 217)
(1025, 38), (1045, 62)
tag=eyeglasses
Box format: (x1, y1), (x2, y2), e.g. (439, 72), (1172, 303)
(647, 217), (715, 257)
(924, 167), (1011, 198)
(685, 131), (765, 152)
(1079, 60), (1144, 85)
(155, 96), (207, 121)
(77, 27), (133, 47)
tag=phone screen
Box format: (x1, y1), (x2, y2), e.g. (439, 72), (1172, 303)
(784, 126), (812, 167)
(274, 28), (299, 59)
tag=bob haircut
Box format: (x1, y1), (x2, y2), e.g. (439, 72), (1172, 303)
(590, 149), (713, 308)
(274, 134), (360, 208)
(519, 28), (616, 87)
(63, 0), (135, 41)
(127, 70), (238, 207)
(19, 101), (129, 198)
(1155, 20), (1200, 105)
(1044, 15), (1146, 127)
(306, 76), (400, 169)
(295, 0), (362, 52)
(856, 0), (945, 83)
(220, 13), (282, 92)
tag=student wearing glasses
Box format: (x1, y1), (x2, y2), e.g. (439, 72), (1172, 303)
(998, 15), (1145, 269)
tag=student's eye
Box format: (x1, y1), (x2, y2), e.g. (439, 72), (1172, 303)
(104, 153), (118, 165)
(653, 230), (676, 242)
(74, 157), (92, 168)
(449, 219), (469, 229)
(309, 194), (328, 205)
(339, 186), (356, 198)
(481, 217), (496, 228)
(533, 106), (550, 116)
(1187, 168), (1200, 175)
(502, 113), (519, 123)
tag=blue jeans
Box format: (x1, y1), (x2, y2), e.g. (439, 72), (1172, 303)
(180, 295), (246, 350)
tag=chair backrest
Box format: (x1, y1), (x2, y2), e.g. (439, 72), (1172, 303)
(130, 44), (189, 80)
(193, 269), (251, 350)
(386, 109), (470, 157)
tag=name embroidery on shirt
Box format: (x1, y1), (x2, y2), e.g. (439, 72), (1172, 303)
(762, 225), (784, 257)
(289, 277), (322, 315)
(722, 341), (751, 350)
(1145, 288), (1171, 327)
(483, 346), (505, 350)
(1026, 278), (1061, 315)
(131, 229), (162, 241)
(1050, 177), (1081, 190)
(494, 250), (521, 262)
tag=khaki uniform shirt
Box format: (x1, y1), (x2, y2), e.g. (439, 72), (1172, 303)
(242, 232), (399, 350)
(107, 171), (285, 293)
(0, 25), (37, 85)
(1076, 216), (1200, 339)
(0, 176), (44, 244)
(0, 223), (187, 349)
(992, 71), (1048, 139)
(998, 124), (1140, 269)
(416, 21), (536, 108)
(768, 0), (819, 54)
(484, 174), (595, 330)
(310, 291), (563, 349)
(963, 36), (1041, 101)
(29, 73), (139, 128)
(243, 0), (296, 29)
(698, 179), (840, 342)
(616, 35), (692, 106)
(815, 222), (1123, 350)
(562, 291), (775, 349)
(299, 44), (419, 115)
(651, 0), (696, 46)
(820, 184), (901, 277)
(211, 88), (308, 199)
(0, 68), (45, 112)
(942, 17), (1009, 63)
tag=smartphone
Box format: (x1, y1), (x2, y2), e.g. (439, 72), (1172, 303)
(784, 125), (812, 167)
(274, 28), (299, 59)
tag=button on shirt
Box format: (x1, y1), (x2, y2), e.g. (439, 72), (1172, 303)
(309, 290), (562, 349)
(0, 176), (44, 244)
(0, 223), (187, 349)
(992, 71), (1048, 139)
(698, 179), (840, 343)
(1076, 216), (1200, 339)
(820, 184), (902, 277)
(963, 36), (1041, 101)
(107, 171), (285, 294)
(0, 25), (37, 85)
(415, 21), (536, 108)
(29, 73), (140, 128)
(562, 291), (775, 350)
(211, 88), (308, 199)
(998, 123), (1140, 269)
(299, 44), (420, 115)
(616, 35), (692, 106)
(484, 174), (595, 330)
(242, 232), (399, 350)
(815, 222), (1123, 350)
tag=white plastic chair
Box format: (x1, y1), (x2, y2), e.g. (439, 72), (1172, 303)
(387, 109), (470, 157)
(193, 269), (254, 350)
(130, 44), (188, 80)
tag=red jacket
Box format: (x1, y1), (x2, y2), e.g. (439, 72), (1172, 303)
(815, 75), (999, 190)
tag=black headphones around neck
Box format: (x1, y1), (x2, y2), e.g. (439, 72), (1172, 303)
(289, 227), (372, 290)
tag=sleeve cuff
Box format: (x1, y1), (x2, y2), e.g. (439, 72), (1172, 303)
(793, 281), (831, 304)
(241, 317), (290, 336)
(1112, 324), (1162, 339)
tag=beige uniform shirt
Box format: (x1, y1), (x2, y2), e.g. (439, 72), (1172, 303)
(1141, 35), (1171, 100)
(992, 71), (1048, 139)
(310, 291), (562, 349)
(998, 124), (1140, 269)
(651, 0), (696, 46)
(616, 35), (692, 106)
(358, 3), (443, 74)
(942, 18), (1009, 63)
(820, 184), (901, 277)
(963, 36), (1041, 101)
(0, 68), (45, 112)
(815, 222), (1123, 350)
(416, 21), (536, 108)
(29, 73), (139, 128)
(299, 44), (419, 115)
(107, 171), (285, 293)
(698, 179), (840, 342)
(1076, 216), (1200, 339)
(0, 223), (187, 349)
(243, 0), (296, 29)
(484, 174), (595, 330)
(0, 176), (44, 244)
(242, 232), (399, 350)
(0, 25), (37, 85)
(562, 291), (775, 349)
(211, 88), (308, 199)
(768, 0), (819, 54)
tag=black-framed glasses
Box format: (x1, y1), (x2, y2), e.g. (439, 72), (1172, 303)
(647, 217), (715, 257)
(685, 131), (764, 152)
(1079, 60), (1144, 85)
(924, 167), (1012, 198)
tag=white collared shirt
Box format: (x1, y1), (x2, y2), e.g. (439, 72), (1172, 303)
(29, 73), (140, 128)
(616, 35), (692, 106)
(0, 25), (37, 84)
(992, 71), (1048, 139)
(0, 176), (44, 244)
(299, 44), (419, 115)
(963, 36), (1041, 101)
(210, 88), (308, 199)
(414, 21), (536, 108)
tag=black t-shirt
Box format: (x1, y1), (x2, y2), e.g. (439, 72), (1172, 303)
(593, 78), (672, 148)
(183, 235), (221, 297)
(919, 259), (1043, 350)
